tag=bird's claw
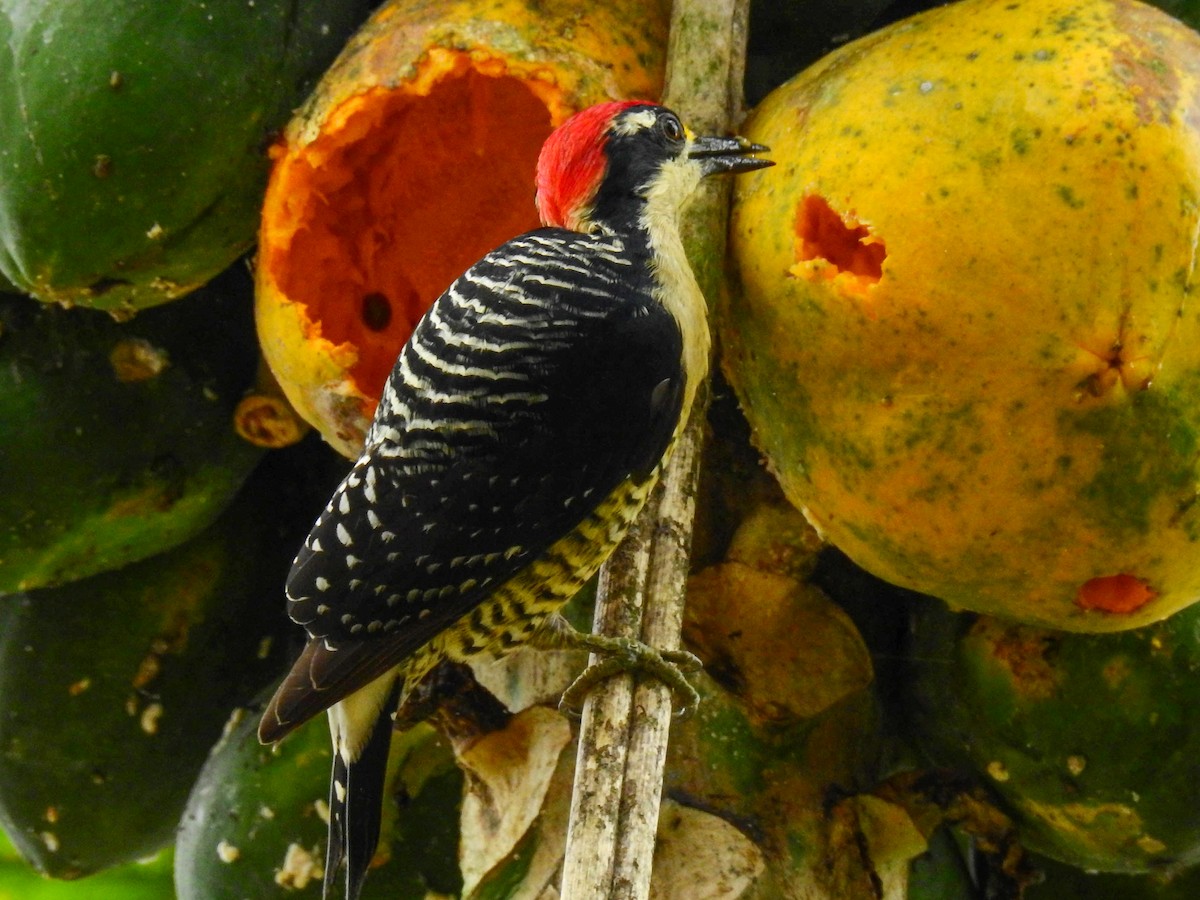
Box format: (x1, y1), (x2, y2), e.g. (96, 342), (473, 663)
(555, 632), (702, 719)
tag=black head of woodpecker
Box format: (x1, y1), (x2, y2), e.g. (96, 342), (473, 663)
(535, 100), (772, 236)
(535, 100), (772, 426)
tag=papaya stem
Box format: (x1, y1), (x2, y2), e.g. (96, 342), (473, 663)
(233, 354), (309, 449)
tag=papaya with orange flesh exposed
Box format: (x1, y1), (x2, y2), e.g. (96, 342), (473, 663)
(725, 0), (1200, 631)
(255, 0), (670, 456)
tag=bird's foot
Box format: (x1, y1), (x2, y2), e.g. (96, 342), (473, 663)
(532, 616), (702, 717)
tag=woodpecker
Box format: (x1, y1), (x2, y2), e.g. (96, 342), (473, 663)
(258, 100), (771, 900)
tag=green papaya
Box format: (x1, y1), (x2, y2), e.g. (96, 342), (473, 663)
(0, 263), (261, 594)
(1027, 850), (1200, 898)
(0, 0), (375, 313)
(904, 596), (1200, 873)
(0, 834), (172, 899)
(0, 440), (345, 877)
(175, 695), (462, 899)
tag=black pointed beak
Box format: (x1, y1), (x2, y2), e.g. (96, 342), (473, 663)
(689, 134), (773, 177)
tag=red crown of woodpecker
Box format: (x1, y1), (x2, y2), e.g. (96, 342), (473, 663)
(535, 100), (657, 232)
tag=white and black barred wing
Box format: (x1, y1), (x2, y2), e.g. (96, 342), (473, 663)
(266, 228), (685, 733)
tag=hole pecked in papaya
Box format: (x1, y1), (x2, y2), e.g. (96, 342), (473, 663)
(361, 292), (393, 333)
(261, 52), (565, 407)
(792, 195), (885, 296)
(88, 276), (134, 296)
(1075, 573), (1156, 615)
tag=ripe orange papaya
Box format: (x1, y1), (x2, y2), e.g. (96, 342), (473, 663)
(725, 0), (1200, 631)
(255, 0), (670, 456)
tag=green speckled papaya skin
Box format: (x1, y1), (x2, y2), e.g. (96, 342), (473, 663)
(906, 596), (1200, 873)
(0, 0), (374, 313)
(725, 0), (1200, 631)
(0, 441), (344, 877)
(0, 264), (262, 594)
(176, 706), (462, 899)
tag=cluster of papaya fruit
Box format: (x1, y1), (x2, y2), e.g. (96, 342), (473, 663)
(4, 0), (1200, 896)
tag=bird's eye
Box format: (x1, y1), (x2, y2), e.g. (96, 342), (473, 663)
(660, 114), (684, 142)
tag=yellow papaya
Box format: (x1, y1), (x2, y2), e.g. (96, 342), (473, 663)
(725, 0), (1200, 631)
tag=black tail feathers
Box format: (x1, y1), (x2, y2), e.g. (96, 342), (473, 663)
(322, 682), (401, 900)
